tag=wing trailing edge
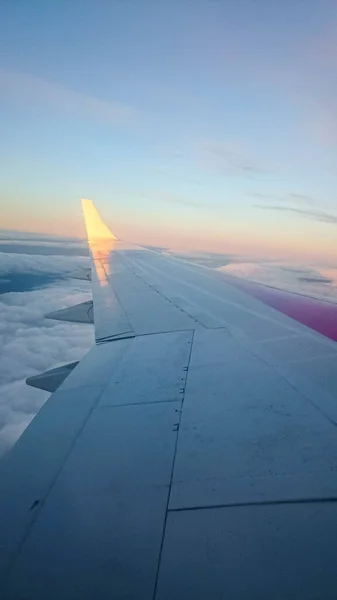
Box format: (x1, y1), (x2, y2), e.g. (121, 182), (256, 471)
(45, 300), (94, 324)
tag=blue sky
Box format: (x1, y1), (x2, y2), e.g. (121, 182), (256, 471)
(1, 0), (337, 261)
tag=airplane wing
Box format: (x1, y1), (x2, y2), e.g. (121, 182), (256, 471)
(1, 200), (337, 599)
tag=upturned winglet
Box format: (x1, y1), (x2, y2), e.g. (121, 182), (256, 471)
(81, 198), (118, 242)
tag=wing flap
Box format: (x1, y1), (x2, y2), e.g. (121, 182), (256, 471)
(26, 362), (79, 392)
(46, 301), (93, 324)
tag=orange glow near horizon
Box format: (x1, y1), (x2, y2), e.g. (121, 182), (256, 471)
(1, 198), (335, 267)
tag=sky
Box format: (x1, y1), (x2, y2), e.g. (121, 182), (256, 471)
(0, 0), (337, 263)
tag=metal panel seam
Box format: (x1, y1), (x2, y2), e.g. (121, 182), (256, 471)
(119, 253), (205, 328)
(99, 327), (203, 342)
(152, 329), (196, 600)
(134, 256), (301, 333)
(167, 496), (337, 513)
(96, 398), (186, 410)
(229, 326), (337, 426)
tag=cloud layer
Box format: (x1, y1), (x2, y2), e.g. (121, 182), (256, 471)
(0, 250), (94, 456)
(255, 205), (337, 224)
(249, 192), (314, 206)
(218, 261), (337, 303)
(200, 141), (266, 178)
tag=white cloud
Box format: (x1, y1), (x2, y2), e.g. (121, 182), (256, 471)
(218, 262), (337, 303)
(0, 251), (89, 276)
(198, 140), (266, 178)
(0, 252), (94, 457)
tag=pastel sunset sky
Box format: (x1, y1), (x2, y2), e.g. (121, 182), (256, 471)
(1, 0), (337, 263)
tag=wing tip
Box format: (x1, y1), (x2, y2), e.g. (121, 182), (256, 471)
(80, 197), (94, 210)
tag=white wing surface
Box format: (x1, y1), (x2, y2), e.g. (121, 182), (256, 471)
(1, 200), (337, 599)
